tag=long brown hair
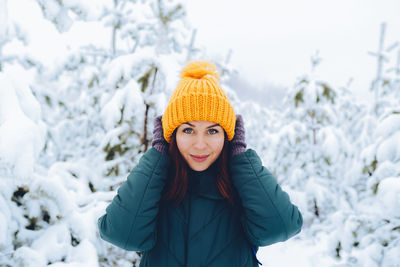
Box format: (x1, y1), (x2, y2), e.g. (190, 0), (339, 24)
(162, 129), (236, 207)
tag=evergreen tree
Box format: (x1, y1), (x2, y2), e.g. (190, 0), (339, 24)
(325, 32), (400, 266)
(275, 52), (354, 226)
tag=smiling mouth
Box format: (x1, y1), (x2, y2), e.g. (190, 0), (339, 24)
(190, 154), (209, 162)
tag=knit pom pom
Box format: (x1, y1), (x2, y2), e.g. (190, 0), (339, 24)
(181, 61), (220, 80)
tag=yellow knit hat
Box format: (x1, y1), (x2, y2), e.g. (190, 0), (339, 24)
(162, 61), (236, 143)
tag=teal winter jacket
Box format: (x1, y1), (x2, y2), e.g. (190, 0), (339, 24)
(98, 147), (303, 266)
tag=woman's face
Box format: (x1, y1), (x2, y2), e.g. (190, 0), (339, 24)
(176, 120), (225, 171)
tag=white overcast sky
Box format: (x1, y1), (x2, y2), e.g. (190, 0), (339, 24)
(186, 0), (400, 102)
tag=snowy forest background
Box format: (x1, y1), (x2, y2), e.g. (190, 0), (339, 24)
(1, 0), (399, 266)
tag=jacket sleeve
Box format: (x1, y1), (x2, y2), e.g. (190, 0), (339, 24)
(230, 149), (303, 247)
(98, 147), (170, 251)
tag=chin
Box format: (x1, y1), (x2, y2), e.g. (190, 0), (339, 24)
(187, 160), (213, 171)
(188, 163), (209, 172)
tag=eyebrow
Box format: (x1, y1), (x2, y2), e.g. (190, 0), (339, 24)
(183, 122), (220, 128)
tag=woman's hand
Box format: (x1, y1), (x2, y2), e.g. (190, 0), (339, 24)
(152, 115), (169, 154)
(231, 114), (247, 157)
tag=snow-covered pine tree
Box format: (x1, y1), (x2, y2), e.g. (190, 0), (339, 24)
(0, 2), (51, 265)
(275, 52), (354, 227)
(338, 46), (400, 267)
(322, 30), (400, 266)
(328, 97), (400, 267)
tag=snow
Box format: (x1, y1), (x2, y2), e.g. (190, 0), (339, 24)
(258, 237), (338, 267)
(0, 73), (45, 179)
(377, 177), (400, 217)
(48, 239), (100, 267)
(374, 114), (400, 139)
(13, 246), (47, 267)
(1, 0), (400, 266)
(0, 194), (11, 249)
(318, 126), (340, 162)
(100, 79), (145, 131)
(31, 223), (70, 263)
(375, 160), (400, 181)
(63, 0), (111, 21)
(381, 246), (400, 267)
(60, 21), (109, 51)
(376, 131), (400, 163)
(27, 175), (75, 219)
(7, 0), (70, 65)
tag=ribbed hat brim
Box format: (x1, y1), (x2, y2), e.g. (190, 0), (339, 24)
(162, 93), (235, 142)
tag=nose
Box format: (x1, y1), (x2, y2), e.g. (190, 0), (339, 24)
(193, 134), (207, 150)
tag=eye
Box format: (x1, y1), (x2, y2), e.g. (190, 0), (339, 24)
(183, 128), (193, 134)
(208, 129), (219, 135)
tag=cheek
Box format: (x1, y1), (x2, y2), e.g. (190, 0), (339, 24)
(211, 136), (225, 154)
(176, 134), (190, 153)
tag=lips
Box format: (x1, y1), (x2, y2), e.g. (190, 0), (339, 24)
(190, 154), (209, 162)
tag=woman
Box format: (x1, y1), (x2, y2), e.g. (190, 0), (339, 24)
(98, 61), (303, 266)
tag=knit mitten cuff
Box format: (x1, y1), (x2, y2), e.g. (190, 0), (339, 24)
(231, 114), (247, 157)
(152, 116), (169, 154)
(231, 130), (246, 157)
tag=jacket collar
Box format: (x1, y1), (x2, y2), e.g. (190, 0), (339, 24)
(187, 162), (225, 200)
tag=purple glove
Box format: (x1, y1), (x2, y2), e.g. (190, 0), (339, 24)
(231, 114), (247, 157)
(152, 115), (169, 154)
